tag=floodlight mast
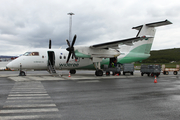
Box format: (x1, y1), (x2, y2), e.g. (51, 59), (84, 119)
(67, 12), (75, 42)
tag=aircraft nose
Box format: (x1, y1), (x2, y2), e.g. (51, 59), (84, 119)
(6, 62), (13, 69)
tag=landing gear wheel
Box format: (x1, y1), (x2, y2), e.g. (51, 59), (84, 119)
(70, 69), (76, 74)
(95, 70), (103, 76)
(19, 71), (26, 76)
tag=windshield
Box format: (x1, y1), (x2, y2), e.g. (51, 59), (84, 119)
(23, 52), (39, 56)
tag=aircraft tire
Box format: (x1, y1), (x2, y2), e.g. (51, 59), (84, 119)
(95, 70), (103, 76)
(70, 69), (76, 74)
(19, 71), (26, 76)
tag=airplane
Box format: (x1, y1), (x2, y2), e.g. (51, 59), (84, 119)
(6, 20), (172, 76)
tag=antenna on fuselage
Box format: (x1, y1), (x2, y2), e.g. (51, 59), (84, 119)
(49, 39), (51, 49)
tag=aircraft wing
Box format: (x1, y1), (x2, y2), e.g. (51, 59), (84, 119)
(90, 36), (151, 49)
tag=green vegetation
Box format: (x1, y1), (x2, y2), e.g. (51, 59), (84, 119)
(134, 48), (180, 68)
(142, 48), (180, 63)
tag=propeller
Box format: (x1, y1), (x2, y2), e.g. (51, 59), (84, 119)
(66, 34), (78, 63)
(49, 39), (51, 49)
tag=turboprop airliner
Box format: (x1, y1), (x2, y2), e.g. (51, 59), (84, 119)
(6, 20), (172, 76)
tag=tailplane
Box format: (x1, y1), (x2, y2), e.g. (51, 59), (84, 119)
(131, 20), (172, 54)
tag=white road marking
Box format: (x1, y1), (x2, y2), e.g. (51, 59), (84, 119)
(9, 91), (47, 94)
(5, 99), (54, 103)
(8, 94), (49, 96)
(0, 81), (60, 119)
(3, 104), (56, 108)
(0, 108), (59, 113)
(7, 96), (51, 99)
(77, 80), (100, 83)
(0, 114), (61, 120)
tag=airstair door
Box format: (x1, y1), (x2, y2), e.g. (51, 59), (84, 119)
(47, 51), (56, 73)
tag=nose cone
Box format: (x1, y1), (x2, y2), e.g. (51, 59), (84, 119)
(6, 62), (13, 69)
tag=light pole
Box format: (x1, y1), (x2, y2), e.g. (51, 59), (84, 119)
(67, 12), (75, 42)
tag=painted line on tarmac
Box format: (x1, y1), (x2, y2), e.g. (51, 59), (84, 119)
(0, 81), (61, 119)
(9, 91), (47, 94)
(0, 114), (62, 120)
(8, 94), (49, 97)
(7, 96), (51, 100)
(0, 108), (59, 114)
(77, 80), (100, 83)
(5, 99), (54, 103)
(3, 104), (56, 108)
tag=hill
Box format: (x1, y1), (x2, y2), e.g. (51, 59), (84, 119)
(142, 48), (180, 63)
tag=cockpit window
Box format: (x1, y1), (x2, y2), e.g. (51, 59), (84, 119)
(23, 52), (39, 56)
(23, 52), (31, 56)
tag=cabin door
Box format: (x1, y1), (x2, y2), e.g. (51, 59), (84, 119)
(47, 51), (55, 67)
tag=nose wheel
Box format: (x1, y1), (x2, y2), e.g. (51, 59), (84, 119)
(19, 71), (26, 76)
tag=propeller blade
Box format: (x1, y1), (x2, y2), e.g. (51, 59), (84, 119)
(66, 52), (72, 63)
(66, 39), (70, 47)
(71, 34), (76, 47)
(49, 39), (51, 49)
(66, 34), (78, 63)
(72, 51), (78, 59)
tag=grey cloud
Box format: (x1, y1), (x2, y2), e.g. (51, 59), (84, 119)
(0, 0), (179, 55)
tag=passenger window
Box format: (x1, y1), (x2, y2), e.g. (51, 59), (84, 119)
(64, 56), (66, 59)
(60, 56), (62, 59)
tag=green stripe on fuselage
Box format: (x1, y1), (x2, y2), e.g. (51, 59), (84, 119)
(75, 50), (91, 58)
(118, 43), (152, 63)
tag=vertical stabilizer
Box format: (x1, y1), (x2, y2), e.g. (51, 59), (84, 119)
(131, 20), (172, 54)
(133, 19), (172, 37)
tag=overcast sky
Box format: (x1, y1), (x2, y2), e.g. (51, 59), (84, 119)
(0, 0), (179, 55)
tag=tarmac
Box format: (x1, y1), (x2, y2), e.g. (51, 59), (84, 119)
(0, 70), (144, 81)
(0, 70), (180, 120)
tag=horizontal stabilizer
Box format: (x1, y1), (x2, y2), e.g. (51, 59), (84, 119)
(132, 19), (172, 30)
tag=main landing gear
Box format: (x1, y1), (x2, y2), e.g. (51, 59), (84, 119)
(93, 61), (104, 76)
(95, 69), (103, 76)
(70, 69), (76, 74)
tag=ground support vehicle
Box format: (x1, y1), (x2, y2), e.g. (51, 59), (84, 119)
(162, 64), (179, 75)
(103, 64), (121, 76)
(122, 64), (134, 75)
(140, 65), (161, 77)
